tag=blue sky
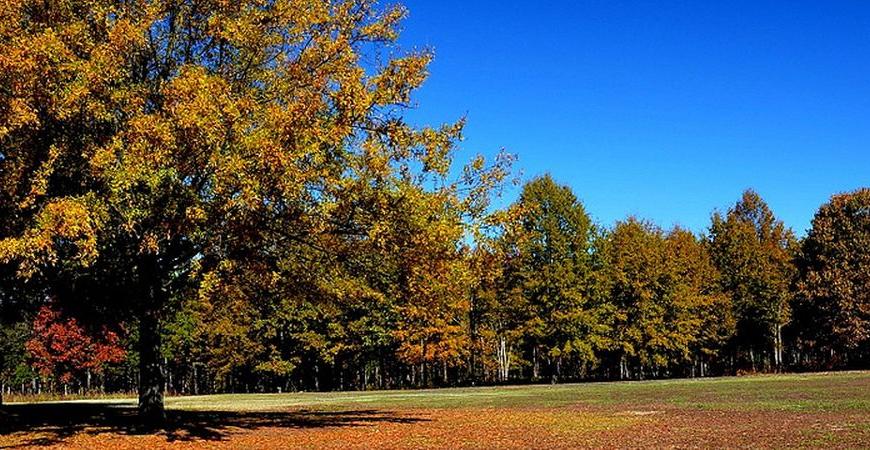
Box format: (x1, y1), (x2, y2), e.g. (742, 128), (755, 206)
(395, 0), (870, 235)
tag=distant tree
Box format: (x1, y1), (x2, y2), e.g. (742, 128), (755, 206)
(0, 321), (30, 405)
(665, 227), (734, 376)
(796, 188), (870, 368)
(708, 190), (797, 372)
(602, 218), (673, 379)
(468, 206), (529, 383)
(601, 220), (732, 379)
(504, 175), (609, 381)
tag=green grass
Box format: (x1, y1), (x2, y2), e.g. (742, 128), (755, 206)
(173, 371), (869, 412)
(23, 370), (865, 413)
(5, 372), (868, 448)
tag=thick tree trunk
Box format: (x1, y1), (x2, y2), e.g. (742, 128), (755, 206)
(138, 309), (165, 426)
(137, 253), (166, 426)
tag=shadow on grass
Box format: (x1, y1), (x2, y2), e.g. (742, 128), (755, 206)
(0, 402), (428, 448)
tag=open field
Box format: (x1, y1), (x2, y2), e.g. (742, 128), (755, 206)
(1, 371), (869, 449)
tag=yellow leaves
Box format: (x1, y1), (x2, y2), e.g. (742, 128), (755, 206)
(254, 358), (295, 377)
(20, 145), (61, 210)
(185, 205), (207, 224)
(370, 51), (432, 106)
(0, 98), (39, 141)
(359, 3), (408, 42)
(167, 66), (240, 144)
(360, 136), (392, 179)
(331, 66), (372, 129)
(1, 28), (75, 110)
(93, 113), (176, 197)
(0, 195), (107, 277)
(418, 121), (461, 176)
(0, 2), (515, 377)
(281, 0), (331, 29)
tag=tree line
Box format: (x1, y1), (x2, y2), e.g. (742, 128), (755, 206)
(3, 177), (869, 402)
(0, 0), (867, 426)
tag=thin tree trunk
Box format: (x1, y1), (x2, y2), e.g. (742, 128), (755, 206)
(532, 347), (540, 380)
(314, 364), (320, 391)
(774, 324), (783, 371)
(421, 340), (428, 388)
(165, 358), (171, 393)
(496, 336), (510, 382)
(553, 357), (562, 384)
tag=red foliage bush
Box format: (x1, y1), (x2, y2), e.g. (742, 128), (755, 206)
(26, 305), (126, 384)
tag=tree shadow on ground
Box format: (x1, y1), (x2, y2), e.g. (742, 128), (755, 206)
(0, 402), (428, 448)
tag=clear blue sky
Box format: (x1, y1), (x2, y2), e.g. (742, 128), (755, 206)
(396, 0), (870, 235)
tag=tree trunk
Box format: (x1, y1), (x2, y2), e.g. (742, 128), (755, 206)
(165, 358), (171, 394)
(138, 309), (165, 426)
(0, 358), (4, 406)
(137, 253), (166, 426)
(314, 364), (320, 391)
(773, 324), (783, 372)
(532, 346), (539, 380)
(496, 336), (510, 382)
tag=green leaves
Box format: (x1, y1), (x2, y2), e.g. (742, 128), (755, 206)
(709, 190), (796, 351)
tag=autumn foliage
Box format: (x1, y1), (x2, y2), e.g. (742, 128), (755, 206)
(26, 305), (125, 384)
(0, 0), (866, 421)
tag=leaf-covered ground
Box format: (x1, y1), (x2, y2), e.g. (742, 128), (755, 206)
(2, 371), (868, 448)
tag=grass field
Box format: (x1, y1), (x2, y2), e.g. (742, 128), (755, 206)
(1, 371), (868, 448)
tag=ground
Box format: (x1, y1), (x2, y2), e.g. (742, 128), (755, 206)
(1, 371), (868, 449)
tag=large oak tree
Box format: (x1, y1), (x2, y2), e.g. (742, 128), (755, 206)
(0, 0), (508, 423)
